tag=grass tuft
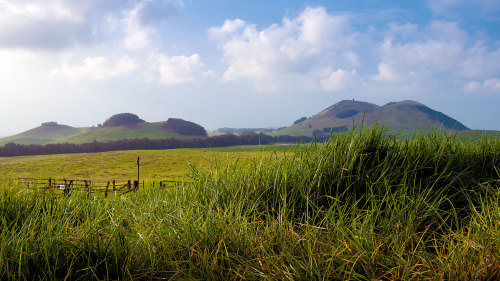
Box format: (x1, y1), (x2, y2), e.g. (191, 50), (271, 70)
(0, 126), (499, 279)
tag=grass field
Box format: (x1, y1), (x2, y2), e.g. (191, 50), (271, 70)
(0, 144), (294, 181)
(0, 126), (499, 280)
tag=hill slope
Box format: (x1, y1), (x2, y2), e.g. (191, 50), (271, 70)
(274, 100), (469, 136)
(0, 115), (207, 145)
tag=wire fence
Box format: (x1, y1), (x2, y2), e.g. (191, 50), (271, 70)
(16, 177), (181, 197)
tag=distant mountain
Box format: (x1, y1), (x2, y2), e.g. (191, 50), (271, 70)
(0, 115), (207, 145)
(274, 100), (469, 137)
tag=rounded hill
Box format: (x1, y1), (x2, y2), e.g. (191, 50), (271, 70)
(160, 118), (207, 137)
(103, 113), (145, 127)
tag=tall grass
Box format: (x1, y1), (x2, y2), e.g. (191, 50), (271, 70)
(1, 126), (498, 280)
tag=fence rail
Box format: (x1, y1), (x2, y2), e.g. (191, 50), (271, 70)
(16, 177), (181, 197)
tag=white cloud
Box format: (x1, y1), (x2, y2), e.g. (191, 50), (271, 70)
(120, 2), (156, 51)
(49, 56), (137, 81)
(375, 21), (500, 87)
(465, 81), (481, 92)
(465, 78), (500, 93)
(0, 0), (88, 49)
(208, 18), (246, 40)
(209, 7), (358, 92)
(373, 63), (400, 82)
(320, 69), (357, 91)
(386, 22), (418, 39)
(484, 78), (500, 90)
(379, 38), (463, 73)
(459, 44), (500, 78)
(0, 0), (86, 23)
(151, 53), (213, 85)
(426, 20), (468, 43)
(0, 0), (183, 51)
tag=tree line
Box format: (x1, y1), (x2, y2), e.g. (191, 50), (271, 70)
(0, 133), (313, 157)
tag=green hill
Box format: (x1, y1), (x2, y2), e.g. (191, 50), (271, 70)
(0, 115), (207, 145)
(273, 100), (470, 137)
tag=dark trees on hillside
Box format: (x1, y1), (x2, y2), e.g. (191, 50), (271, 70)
(161, 118), (207, 136)
(0, 133), (314, 157)
(103, 113), (145, 127)
(294, 117), (307, 125)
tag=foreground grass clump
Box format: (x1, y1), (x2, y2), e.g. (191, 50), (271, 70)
(1, 126), (499, 280)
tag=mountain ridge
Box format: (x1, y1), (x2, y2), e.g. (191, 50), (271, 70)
(0, 115), (207, 145)
(0, 100), (477, 145)
(273, 99), (469, 137)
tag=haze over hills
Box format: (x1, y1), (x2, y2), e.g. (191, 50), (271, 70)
(273, 100), (470, 137)
(0, 114), (207, 145)
(0, 99), (491, 146)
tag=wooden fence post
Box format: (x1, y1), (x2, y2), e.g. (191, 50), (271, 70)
(105, 181), (110, 198)
(65, 180), (72, 195)
(113, 180), (116, 191)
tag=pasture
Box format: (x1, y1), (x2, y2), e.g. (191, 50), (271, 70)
(0, 127), (499, 280)
(0, 144), (293, 182)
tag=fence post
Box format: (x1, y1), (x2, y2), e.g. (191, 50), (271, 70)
(65, 180), (72, 195)
(113, 180), (116, 191)
(48, 178), (52, 188)
(105, 181), (110, 198)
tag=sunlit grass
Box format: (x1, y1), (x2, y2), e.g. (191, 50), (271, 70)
(0, 126), (498, 279)
(0, 144), (293, 182)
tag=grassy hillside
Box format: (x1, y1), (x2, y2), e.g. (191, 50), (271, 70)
(272, 100), (470, 137)
(1, 127), (499, 279)
(457, 129), (500, 139)
(0, 124), (91, 145)
(0, 119), (207, 145)
(57, 122), (181, 144)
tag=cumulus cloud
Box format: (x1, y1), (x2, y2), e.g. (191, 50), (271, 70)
(121, 3), (156, 51)
(150, 53), (213, 85)
(49, 56), (137, 81)
(320, 69), (357, 91)
(0, 0), (91, 49)
(375, 21), (500, 87)
(373, 63), (400, 82)
(458, 44), (500, 78)
(0, 0), (182, 51)
(117, 0), (184, 50)
(209, 7), (359, 92)
(466, 78), (500, 93)
(425, 20), (468, 43)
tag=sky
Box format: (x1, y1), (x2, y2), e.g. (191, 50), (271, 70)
(1, 0), (499, 136)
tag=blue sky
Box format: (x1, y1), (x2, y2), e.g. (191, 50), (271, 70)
(0, 0), (499, 136)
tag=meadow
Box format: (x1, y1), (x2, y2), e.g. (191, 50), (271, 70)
(0, 144), (293, 182)
(0, 126), (499, 280)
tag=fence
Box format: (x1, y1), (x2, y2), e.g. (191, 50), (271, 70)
(16, 177), (180, 197)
